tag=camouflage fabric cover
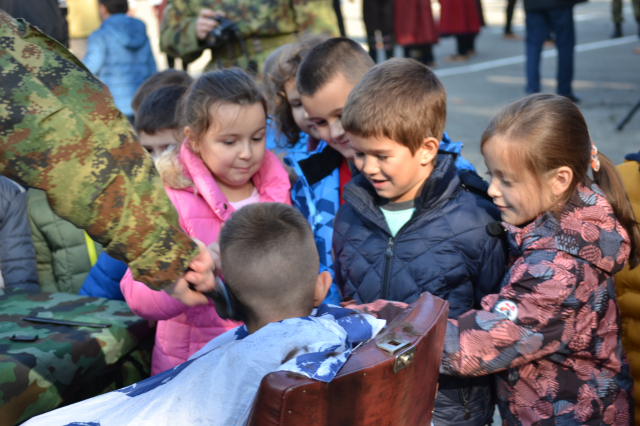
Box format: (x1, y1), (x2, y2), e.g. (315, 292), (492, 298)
(0, 287), (153, 426)
(160, 0), (339, 74)
(0, 10), (198, 290)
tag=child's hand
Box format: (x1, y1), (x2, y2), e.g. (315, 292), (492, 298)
(207, 241), (222, 276)
(164, 239), (216, 306)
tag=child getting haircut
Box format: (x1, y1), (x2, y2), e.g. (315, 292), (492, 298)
(26, 203), (384, 426)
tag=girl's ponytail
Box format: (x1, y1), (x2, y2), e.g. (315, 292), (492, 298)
(593, 152), (640, 269)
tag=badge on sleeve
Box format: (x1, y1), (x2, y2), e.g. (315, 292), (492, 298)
(494, 300), (518, 322)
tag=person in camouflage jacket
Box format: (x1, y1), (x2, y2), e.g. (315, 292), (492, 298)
(441, 182), (634, 425)
(159, 0), (339, 75)
(0, 10), (213, 305)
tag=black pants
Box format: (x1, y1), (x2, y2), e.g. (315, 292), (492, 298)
(334, 0), (346, 37)
(404, 44), (434, 64)
(363, 0), (394, 60)
(456, 34), (476, 55)
(505, 0), (517, 33)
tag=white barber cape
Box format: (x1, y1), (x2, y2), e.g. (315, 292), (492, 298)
(24, 304), (385, 426)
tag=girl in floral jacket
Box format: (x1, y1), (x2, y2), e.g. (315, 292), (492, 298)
(440, 94), (640, 425)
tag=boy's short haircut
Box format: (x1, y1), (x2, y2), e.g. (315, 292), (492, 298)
(342, 58), (447, 154)
(134, 85), (187, 135)
(219, 203), (319, 322)
(296, 37), (375, 97)
(131, 70), (193, 114)
(98, 0), (129, 15)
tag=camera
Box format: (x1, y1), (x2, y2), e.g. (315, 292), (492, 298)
(205, 16), (239, 49)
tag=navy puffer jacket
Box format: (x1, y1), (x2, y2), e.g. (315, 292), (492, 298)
(333, 153), (508, 426)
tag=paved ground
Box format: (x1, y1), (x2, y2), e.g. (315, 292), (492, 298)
(132, 0), (640, 174)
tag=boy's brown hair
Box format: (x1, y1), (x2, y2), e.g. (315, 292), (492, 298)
(131, 70), (193, 114)
(219, 203), (319, 323)
(342, 58), (447, 155)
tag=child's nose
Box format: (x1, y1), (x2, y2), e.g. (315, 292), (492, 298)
(330, 119), (345, 141)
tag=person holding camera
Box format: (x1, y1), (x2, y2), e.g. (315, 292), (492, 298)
(159, 0), (339, 78)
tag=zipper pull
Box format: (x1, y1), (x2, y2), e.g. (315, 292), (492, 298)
(385, 238), (394, 258)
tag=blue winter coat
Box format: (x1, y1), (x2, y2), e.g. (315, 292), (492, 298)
(78, 252), (127, 300)
(285, 133), (476, 306)
(333, 153), (508, 426)
(83, 14), (156, 117)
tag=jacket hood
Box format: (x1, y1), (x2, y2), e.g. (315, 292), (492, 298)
(504, 182), (631, 275)
(101, 14), (148, 49)
(343, 153), (460, 232)
(178, 142), (291, 221)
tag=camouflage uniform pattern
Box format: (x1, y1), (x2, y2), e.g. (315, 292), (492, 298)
(0, 287), (153, 426)
(160, 0), (339, 74)
(0, 11), (198, 290)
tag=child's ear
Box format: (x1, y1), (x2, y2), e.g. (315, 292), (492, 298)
(550, 166), (573, 197)
(313, 271), (333, 307)
(419, 137), (440, 165)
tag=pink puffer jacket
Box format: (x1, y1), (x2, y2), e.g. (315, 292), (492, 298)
(121, 144), (291, 375)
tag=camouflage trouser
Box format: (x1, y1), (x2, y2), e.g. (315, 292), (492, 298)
(612, 0), (640, 23)
(203, 33), (298, 82)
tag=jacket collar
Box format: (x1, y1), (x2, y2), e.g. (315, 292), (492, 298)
(179, 142), (290, 220)
(503, 181), (630, 275)
(343, 153), (461, 233)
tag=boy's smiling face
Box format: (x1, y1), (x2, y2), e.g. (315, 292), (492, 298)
(349, 134), (439, 203)
(300, 73), (356, 161)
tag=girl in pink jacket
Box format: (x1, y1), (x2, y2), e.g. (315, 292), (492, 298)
(121, 69), (292, 375)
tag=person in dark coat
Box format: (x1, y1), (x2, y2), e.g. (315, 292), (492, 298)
(0, 0), (69, 46)
(336, 58), (508, 426)
(523, 0), (584, 101)
(0, 177), (39, 291)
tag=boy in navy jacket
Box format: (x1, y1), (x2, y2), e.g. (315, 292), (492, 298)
(333, 58), (508, 426)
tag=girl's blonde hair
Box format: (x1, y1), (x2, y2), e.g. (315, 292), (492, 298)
(156, 68), (267, 190)
(264, 35), (328, 149)
(481, 93), (640, 268)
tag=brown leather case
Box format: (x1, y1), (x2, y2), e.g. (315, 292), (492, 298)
(246, 292), (449, 426)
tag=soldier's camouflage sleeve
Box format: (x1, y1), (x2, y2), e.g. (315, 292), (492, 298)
(0, 11), (198, 290)
(160, 1), (206, 62)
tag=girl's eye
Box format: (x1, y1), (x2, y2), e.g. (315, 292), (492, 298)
(252, 135), (265, 142)
(354, 152), (364, 157)
(223, 140), (235, 145)
(290, 101), (302, 108)
(377, 155), (387, 160)
(313, 120), (327, 127)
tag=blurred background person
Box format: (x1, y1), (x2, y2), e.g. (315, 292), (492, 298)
(66, 0), (101, 59)
(159, 0), (339, 79)
(610, 0), (640, 37)
(83, 0), (157, 122)
(0, 0), (69, 46)
(523, 0), (583, 101)
(439, 0), (483, 61)
(394, 0), (438, 66)
(362, 0), (394, 61)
